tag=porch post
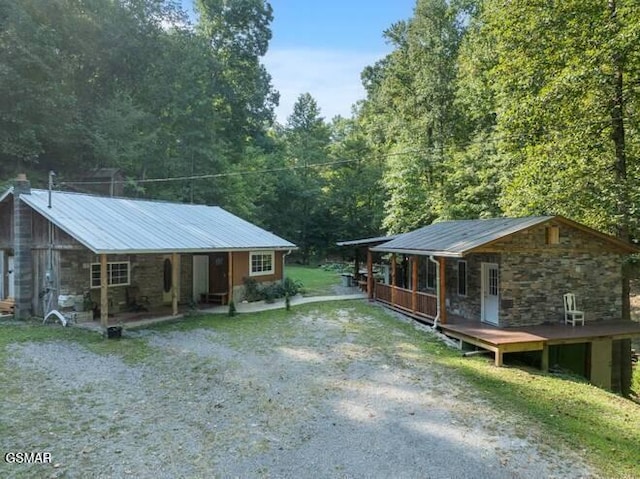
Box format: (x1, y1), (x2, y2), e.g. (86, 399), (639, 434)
(541, 344), (549, 372)
(228, 252), (233, 304)
(411, 256), (418, 313)
(391, 254), (396, 304)
(100, 254), (108, 329)
(354, 248), (360, 283)
(171, 252), (179, 316)
(367, 249), (374, 300)
(439, 257), (447, 324)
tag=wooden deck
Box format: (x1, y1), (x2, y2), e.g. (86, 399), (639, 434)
(441, 315), (640, 366)
(371, 281), (640, 367)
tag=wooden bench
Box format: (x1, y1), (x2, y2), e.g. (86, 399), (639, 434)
(0, 297), (15, 314)
(200, 292), (228, 305)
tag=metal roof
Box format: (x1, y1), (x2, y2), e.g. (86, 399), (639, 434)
(372, 216), (556, 257)
(336, 234), (399, 247)
(13, 189), (297, 254)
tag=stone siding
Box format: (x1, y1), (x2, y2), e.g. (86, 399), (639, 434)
(498, 223), (620, 326)
(443, 222), (624, 327)
(446, 254), (499, 321)
(500, 250), (621, 326)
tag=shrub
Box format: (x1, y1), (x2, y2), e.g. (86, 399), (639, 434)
(243, 277), (263, 302)
(283, 277), (302, 297)
(242, 277), (303, 303)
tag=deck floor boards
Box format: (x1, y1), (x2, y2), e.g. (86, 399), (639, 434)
(442, 315), (640, 347)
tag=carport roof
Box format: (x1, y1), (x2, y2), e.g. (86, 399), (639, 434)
(5, 188), (297, 254)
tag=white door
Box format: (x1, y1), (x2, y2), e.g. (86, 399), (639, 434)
(192, 255), (209, 302)
(7, 256), (15, 299)
(481, 263), (499, 325)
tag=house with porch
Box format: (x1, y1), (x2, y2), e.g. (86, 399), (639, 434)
(341, 216), (640, 393)
(0, 174), (296, 327)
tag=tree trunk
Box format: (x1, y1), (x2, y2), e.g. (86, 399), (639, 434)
(608, 0), (631, 321)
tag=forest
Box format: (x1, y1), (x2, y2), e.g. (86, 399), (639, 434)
(1, 0), (639, 263)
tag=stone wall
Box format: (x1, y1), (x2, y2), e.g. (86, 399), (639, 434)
(497, 223), (622, 327)
(446, 253), (499, 321)
(57, 251), (191, 313)
(442, 222), (624, 327)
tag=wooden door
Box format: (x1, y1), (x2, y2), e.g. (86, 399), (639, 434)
(209, 253), (228, 293)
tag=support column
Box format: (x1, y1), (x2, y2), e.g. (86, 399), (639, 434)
(439, 257), (447, 324)
(591, 338), (612, 390)
(228, 252), (234, 304)
(495, 349), (503, 367)
(367, 249), (373, 300)
(541, 344), (549, 372)
(171, 252), (179, 316)
(391, 254), (397, 305)
(411, 256), (418, 313)
(100, 254), (108, 329)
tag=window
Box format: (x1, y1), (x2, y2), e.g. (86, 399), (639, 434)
(426, 260), (437, 289)
(457, 261), (467, 296)
(250, 251), (274, 276)
(546, 225), (560, 245)
(90, 261), (130, 288)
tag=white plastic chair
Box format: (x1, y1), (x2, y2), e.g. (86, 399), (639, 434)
(563, 293), (585, 326)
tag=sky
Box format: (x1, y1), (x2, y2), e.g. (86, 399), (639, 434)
(181, 0), (416, 124)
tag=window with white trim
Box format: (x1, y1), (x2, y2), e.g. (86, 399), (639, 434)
(250, 251), (274, 276)
(90, 261), (130, 288)
(457, 260), (467, 296)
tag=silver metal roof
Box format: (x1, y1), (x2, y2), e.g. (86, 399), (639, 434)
(371, 216), (555, 257)
(336, 234), (399, 247)
(15, 189), (297, 254)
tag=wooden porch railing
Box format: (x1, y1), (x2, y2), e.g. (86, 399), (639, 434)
(374, 282), (437, 320)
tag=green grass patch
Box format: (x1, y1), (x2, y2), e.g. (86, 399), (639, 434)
(2, 303), (639, 477)
(0, 319), (154, 364)
(285, 264), (342, 296)
(434, 348), (640, 478)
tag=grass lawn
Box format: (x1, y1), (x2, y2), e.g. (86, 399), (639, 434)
(1, 302), (639, 478)
(285, 264), (343, 296)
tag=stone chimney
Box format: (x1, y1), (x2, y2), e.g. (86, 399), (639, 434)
(13, 173), (32, 319)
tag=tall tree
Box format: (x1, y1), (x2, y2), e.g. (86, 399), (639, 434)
(358, 0), (465, 233)
(325, 114), (386, 248)
(265, 93), (331, 263)
(480, 0), (640, 317)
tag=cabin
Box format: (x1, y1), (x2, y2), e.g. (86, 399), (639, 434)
(0, 174), (296, 326)
(340, 216), (640, 393)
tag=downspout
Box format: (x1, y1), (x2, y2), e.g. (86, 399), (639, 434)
(429, 255), (440, 330)
(282, 249), (292, 286)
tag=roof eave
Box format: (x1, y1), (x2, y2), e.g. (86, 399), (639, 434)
(92, 246), (299, 255)
(370, 247), (464, 258)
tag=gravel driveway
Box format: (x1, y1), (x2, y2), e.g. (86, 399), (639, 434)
(2, 303), (593, 478)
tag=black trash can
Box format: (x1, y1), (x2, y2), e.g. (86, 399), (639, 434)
(106, 326), (123, 339)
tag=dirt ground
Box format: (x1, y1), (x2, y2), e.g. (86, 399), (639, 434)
(2, 304), (594, 478)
